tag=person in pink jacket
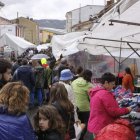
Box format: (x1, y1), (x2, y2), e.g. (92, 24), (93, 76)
(85, 72), (132, 140)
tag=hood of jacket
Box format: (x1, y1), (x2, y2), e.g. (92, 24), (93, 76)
(73, 77), (90, 87)
(17, 65), (32, 73)
(89, 85), (105, 98)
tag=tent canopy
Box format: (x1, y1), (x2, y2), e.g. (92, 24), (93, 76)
(0, 33), (36, 55)
(36, 43), (51, 51)
(51, 0), (140, 59)
(51, 31), (88, 59)
(79, 0), (140, 57)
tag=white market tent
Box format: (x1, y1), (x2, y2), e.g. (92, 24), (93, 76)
(51, 0), (140, 62)
(79, 0), (140, 60)
(0, 33), (36, 55)
(51, 31), (89, 60)
(36, 43), (51, 51)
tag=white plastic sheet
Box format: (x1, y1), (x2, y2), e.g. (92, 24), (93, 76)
(51, 0), (140, 59)
(51, 31), (88, 59)
(0, 33), (36, 55)
(81, 0), (140, 58)
(36, 43), (50, 51)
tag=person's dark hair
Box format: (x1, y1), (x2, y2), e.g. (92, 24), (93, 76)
(125, 67), (134, 80)
(0, 59), (12, 74)
(49, 82), (74, 112)
(34, 105), (64, 133)
(49, 61), (55, 69)
(69, 65), (75, 75)
(17, 58), (22, 65)
(76, 66), (83, 75)
(82, 69), (92, 82)
(21, 59), (28, 65)
(101, 72), (116, 84)
(125, 67), (132, 75)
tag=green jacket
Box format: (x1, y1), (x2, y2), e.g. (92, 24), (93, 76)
(71, 77), (93, 112)
(44, 67), (53, 89)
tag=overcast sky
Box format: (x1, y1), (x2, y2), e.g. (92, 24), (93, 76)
(0, 0), (106, 20)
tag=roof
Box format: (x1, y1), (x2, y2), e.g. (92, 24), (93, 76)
(11, 17), (39, 25)
(66, 5), (104, 14)
(39, 27), (66, 35)
(0, 16), (12, 25)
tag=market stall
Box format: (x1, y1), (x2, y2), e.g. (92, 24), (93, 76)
(0, 33), (36, 56)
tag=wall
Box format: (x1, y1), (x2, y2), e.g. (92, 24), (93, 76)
(40, 30), (54, 43)
(0, 24), (16, 36)
(66, 5), (104, 32)
(15, 17), (39, 45)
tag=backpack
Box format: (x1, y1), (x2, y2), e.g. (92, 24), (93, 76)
(95, 119), (135, 140)
(35, 67), (45, 88)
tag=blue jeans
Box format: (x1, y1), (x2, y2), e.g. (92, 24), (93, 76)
(30, 88), (43, 106)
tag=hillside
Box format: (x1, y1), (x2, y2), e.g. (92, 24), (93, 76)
(34, 19), (66, 29)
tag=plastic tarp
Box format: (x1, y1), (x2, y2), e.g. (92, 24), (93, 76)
(79, 0), (140, 58)
(0, 33), (36, 55)
(36, 43), (50, 51)
(51, 0), (140, 59)
(51, 31), (89, 59)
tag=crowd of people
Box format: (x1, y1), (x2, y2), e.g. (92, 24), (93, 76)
(0, 55), (137, 140)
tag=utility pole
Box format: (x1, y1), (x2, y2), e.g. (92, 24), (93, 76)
(79, 4), (81, 24)
(78, 3), (81, 30)
(17, 12), (19, 19)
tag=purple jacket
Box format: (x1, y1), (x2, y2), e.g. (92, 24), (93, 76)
(87, 86), (129, 134)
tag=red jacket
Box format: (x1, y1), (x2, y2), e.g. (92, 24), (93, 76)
(87, 86), (129, 134)
(95, 119), (136, 140)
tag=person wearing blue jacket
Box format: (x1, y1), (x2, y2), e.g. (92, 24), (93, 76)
(0, 81), (36, 140)
(12, 58), (35, 92)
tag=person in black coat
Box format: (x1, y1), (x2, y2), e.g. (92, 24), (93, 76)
(34, 105), (64, 140)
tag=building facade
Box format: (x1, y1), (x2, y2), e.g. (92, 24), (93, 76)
(66, 5), (105, 32)
(12, 17), (39, 45)
(39, 27), (66, 44)
(0, 16), (23, 37)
